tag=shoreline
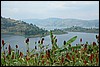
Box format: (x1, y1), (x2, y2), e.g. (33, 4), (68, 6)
(1, 31), (98, 38)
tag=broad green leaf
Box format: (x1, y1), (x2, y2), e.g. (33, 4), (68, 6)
(66, 36), (77, 46)
(54, 36), (56, 39)
(55, 48), (62, 53)
(50, 57), (53, 63)
(60, 36), (77, 49)
(59, 48), (67, 52)
(54, 42), (59, 49)
(71, 45), (81, 49)
(1, 58), (5, 64)
(30, 49), (35, 54)
(55, 47), (67, 54)
(50, 30), (53, 39)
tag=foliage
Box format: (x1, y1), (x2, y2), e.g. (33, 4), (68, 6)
(1, 17), (68, 38)
(63, 26), (99, 33)
(1, 17), (48, 37)
(1, 31), (99, 66)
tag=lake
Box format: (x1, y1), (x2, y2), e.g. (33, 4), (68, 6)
(1, 32), (98, 54)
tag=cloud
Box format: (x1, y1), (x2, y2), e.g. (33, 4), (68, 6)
(1, 1), (99, 20)
(47, 1), (66, 8)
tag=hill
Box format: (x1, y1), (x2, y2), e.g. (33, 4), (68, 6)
(1, 16), (48, 38)
(22, 18), (99, 30)
(1, 17), (67, 37)
(63, 26), (99, 33)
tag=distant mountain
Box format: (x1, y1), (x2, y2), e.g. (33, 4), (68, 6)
(1, 16), (48, 37)
(22, 18), (99, 30)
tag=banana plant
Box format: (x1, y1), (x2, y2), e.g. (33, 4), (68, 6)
(58, 36), (78, 53)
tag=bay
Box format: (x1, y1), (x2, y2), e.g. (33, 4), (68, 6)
(1, 32), (98, 54)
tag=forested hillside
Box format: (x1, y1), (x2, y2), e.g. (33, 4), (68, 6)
(1, 16), (48, 37)
(1, 17), (67, 37)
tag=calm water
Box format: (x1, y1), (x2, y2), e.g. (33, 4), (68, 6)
(1, 32), (98, 54)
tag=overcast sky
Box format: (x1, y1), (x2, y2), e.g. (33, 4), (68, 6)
(1, 1), (99, 20)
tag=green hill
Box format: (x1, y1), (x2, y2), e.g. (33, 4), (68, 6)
(1, 16), (48, 38)
(63, 26), (99, 33)
(1, 16), (67, 38)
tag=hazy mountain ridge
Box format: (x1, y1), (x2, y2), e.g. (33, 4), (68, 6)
(22, 18), (99, 29)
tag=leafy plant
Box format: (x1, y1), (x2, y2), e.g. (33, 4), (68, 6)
(1, 32), (99, 66)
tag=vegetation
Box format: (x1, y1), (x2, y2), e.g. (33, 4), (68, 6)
(1, 31), (99, 66)
(1, 16), (47, 36)
(63, 26), (99, 33)
(51, 29), (68, 34)
(1, 16), (99, 38)
(1, 16), (66, 38)
(1, 16), (99, 66)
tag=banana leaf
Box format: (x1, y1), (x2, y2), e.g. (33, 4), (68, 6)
(60, 36), (77, 49)
(66, 36), (77, 46)
(71, 45), (81, 49)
